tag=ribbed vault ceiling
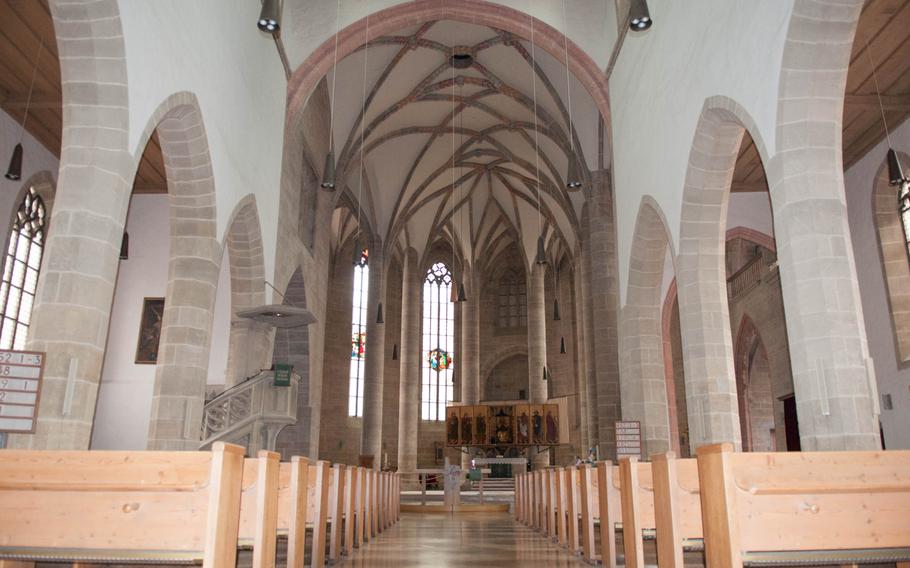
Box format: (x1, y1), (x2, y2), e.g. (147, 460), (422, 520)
(319, 19), (607, 269)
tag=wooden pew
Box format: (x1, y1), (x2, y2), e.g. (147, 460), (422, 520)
(356, 467), (368, 546)
(305, 460), (332, 567)
(565, 466), (581, 554)
(327, 464), (346, 562)
(275, 457), (309, 568)
(343, 466), (357, 555)
(544, 469), (554, 538)
(595, 461), (622, 568)
(578, 463), (600, 563)
(651, 452), (703, 568)
(617, 457), (657, 568)
(556, 467), (567, 546)
(697, 443), (910, 567)
(0, 442), (244, 568)
(548, 468), (559, 541)
(238, 451), (281, 568)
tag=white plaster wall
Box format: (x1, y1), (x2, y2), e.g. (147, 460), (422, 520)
(91, 195), (231, 450)
(610, 0), (792, 304)
(844, 117), (910, 450)
(118, 0), (286, 294)
(0, 110), (58, 222)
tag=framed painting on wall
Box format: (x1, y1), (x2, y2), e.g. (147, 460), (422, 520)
(135, 297), (165, 364)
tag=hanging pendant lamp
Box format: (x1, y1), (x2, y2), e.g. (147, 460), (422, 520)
(392, 343), (398, 360)
(321, 151), (336, 190)
(566, 157), (583, 190)
(560, 336), (567, 355)
(321, 0), (342, 191)
(5, 144), (23, 181)
(560, 0), (583, 190)
(376, 301), (384, 324)
(629, 0), (653, 31)
(535, 235), (547, 265)
(6, 37), (43, 182)
(457, 282), (468, 302)
(351, 237), (361, 265)
(542, 366), (550, 381)
(553, 297), (561, 321)
(257, 0), (281, 34)
(889, 148), (907, 186)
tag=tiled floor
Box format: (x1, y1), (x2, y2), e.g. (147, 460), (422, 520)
(338, 512), (590, 567)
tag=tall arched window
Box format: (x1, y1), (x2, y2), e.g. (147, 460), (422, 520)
(0, 187), (46, 350)
(349, 249), (369, 417)
(421, 262), (454, 421)
(497, 270), (527, 328)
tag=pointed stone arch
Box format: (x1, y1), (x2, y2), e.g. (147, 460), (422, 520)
(733, 315), (775, 452)
(273, 266), (311, 458)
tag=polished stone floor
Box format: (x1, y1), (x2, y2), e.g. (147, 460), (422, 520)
(338, 512), (590, 567)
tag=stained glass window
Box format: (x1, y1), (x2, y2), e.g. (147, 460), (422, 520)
(0, 187), (46, 350)
(497, 270), (527, 328)
(421, 262), (455, 421)
(349, 249), (369, 417)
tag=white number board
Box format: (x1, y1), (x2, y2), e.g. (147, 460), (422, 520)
(615, 420), (642, 460)
(0, 350), (45, 434)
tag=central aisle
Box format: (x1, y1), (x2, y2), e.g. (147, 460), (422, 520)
(339, 512), (588, 567)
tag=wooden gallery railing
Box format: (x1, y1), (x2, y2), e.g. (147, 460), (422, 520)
(514, 446), (910, 567)
(0, 443), (401, 568)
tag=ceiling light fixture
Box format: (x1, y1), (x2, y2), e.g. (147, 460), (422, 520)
(629, 0), (653, 31)
(257, 0), (282, 34)
(561, 0), (583, 190)
(321, 0), (342, 190)
(376, 301), (384, 324)
(353, 14), (370, 274)
(5, 36), (43, 182)
(530, 17), (548, 266)
(237, 281), (317, 328)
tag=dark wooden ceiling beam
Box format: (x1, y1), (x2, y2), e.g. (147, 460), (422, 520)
(845, 93), (910, 111)
(1, 90), (61, 109)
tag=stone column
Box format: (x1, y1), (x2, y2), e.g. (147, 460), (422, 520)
(572, 258), (590, 452)
(586, 171), (623, 458)
(460, 266), (480, 470)
(579, 224), (599, 452)
(527, 262), (549, 469)
(396, 249), (421, 475)
(7, 0), (131, 449)
(361, 244), (386, 468)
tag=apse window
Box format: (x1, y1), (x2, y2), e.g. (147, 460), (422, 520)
(349, 248), (369, 417)
(0, 187), (46, 350)
(497, 271), (527, 328)
(422, 262), (455, 421)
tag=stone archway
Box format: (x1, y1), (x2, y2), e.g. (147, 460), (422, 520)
(734, 316), (776, 452)
(144, 94), (221, 450)
(620, 196), (674, 456)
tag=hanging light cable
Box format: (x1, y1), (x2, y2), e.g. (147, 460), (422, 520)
(353, 14), (369, 265)
(561, 0), (582, 190)
(864, 33), (910, 247)
(321, 0), (342, 190)
(531, 17), (547, 265)
(456, 79), (468, 302)
(5, 36), (43, 181)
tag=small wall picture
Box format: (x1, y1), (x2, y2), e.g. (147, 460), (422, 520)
(135, 297), (165, 364)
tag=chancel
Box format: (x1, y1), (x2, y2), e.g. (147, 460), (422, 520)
(1, 1), (910, 567)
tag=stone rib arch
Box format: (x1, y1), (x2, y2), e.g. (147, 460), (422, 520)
(620, 196), (675, 456)
(144, 94), (221, 450)
(223, 194), (269, 388)
(7, 0), (132, 450)
(676, 96), (770, 451)
(872, 150), (910, 365)
(768, 0), (880, 450)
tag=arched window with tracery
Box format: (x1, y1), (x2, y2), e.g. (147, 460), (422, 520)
(349, 248), (369, 417)
(0, 187), (46, 350)
(497, 270), (527, 328)
(421, 262), (454, 421)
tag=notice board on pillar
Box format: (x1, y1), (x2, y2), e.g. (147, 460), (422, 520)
(615, 420), (642, 460)
(0, 350), (45, 434)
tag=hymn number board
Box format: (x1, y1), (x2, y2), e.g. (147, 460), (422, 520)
(0, 350), (45, 434)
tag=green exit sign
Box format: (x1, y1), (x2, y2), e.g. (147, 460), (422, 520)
(274, 363), (293, 387)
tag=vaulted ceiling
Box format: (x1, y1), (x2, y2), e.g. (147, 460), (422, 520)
(318, 19), (605, 269)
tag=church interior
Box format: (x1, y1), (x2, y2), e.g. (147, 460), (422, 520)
(1, 0), (909, 566)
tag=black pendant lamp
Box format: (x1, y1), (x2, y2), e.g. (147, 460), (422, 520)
(566, 157), (583, 190)
(629, 0), (653, 31)
(119, 231), (129, 260)
(542, 366), (551, 381)
(392, 343), (398, 360)
(5, 144), (23, 181)
(553, 297), (561, 321)
(536, 235), (547, 265)
(888, 148), (907, 186)
(352, 237), (361, 265)
(560, 336), (567, 355)
(257, 0), (281, 34)
(321, 151), (336, 190)
(456, 282), (468, 302)
(376, 302), (384, 324)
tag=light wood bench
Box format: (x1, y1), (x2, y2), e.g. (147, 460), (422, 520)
(565, 466), (581, 554)
(0, 442), (245, 568)
(617, 457), (657, 568)
(237, 451), (281, 568)
(579, 463), (601, 563)
(595, 461), (622, 568)
(275, 457), (310, 568)
(304, 460), (331, 567)
(651, 452), (704, 568)
(556, 467), (567, 546)
(697, 443), (910, 567)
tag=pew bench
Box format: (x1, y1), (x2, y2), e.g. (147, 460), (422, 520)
(697, 443), (910, 568)
(0, 442), (245, 568)
(651, 452), (705, 568)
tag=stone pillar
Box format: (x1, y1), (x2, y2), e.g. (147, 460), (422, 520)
(528, 262), (549, 468)
(572, 258), (590, 452)
(396, 249), (421, 475)
(586, 171), (622, 458)
(7, 0), (131, 449)
(579, 224), (599, 452)
(460, 266), (480, 470)
(361, 244), (386, 468)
